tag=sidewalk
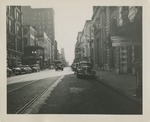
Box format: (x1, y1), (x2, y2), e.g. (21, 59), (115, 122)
(95, 70), (142, 103)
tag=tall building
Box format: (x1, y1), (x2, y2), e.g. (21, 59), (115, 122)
(54, 40), (58, 60)
(83, 20), (94, 62)
(6, 6), (23, 68)
(22, 6), (55, 62)
(37, 32), (52, 69)
(22, 25), (44, 69)
(92, 7), (107, 69)
(61, 48), (67, 66)
(74, 31), (82, 62)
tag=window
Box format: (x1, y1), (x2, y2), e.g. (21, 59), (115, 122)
(16, 25), (21, 36)
(16, 11), (19, 20)
(9, 20), (12, 32)
(17, 25), (19, 31)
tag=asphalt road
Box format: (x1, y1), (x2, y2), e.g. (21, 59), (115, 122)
(7, 67), (142, 114)
(38, 71), (142, 114)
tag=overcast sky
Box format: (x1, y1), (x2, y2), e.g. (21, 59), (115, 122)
(33, 1), (93, 65)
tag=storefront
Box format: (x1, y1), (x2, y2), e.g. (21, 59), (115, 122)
(111, 36), (141, 74)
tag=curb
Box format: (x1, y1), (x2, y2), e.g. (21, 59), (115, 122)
(95, 76), (142, 105)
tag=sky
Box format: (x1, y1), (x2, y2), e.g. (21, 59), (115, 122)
(32, 1), (93, 65)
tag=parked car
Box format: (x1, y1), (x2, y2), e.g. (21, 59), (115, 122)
(7, 67), (13, 77)
(19, 65), (32, 74)
(30, 65), (40, 72)
(31, 64), (40, 72)
(76, 61), (96, 78)
(72, 63), (79, 72)
(12, 67), (22, 75)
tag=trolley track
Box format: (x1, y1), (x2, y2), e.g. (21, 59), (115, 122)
(7, 80), (39, 94)
(7, 76), (62, 114)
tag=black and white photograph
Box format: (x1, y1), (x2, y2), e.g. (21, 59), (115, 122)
(0, 0), (150, 121)
(6, 5), (143, 114)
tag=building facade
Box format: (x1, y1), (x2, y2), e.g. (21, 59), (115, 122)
(37, 32), (52, 69)
(60, 48), (68, 66)
(74, 31), (82, 62)
(83, 20), (94, 62)
(91, 6), (142, 74)
(6, 6), (23, 68)
(75, 6), (142, 75)
(22, 25), (44, 69)
(22, 6), (55, 62)
(92, 7), (107, 70)
(74, 6), (142, 97)
(54, 40), (58, 60)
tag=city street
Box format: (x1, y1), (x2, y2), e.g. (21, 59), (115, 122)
(7, 67), (142, 114)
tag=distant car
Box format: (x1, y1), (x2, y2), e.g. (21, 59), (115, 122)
(7, 68), (13, 77)
(55, 60), (63, 71)
(12, 67), (22, 75)
(76, 61), (96, 78)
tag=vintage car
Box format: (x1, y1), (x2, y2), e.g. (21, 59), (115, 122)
(30, 64), (40, 72)
(7, 67), (13, 77)
(12, 67), (22, 75)
(76, 61), (96, 78)
(55, 60), (64, 71)
(71, 62), (79, 72)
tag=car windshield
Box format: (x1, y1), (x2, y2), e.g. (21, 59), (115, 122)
(79, 63), (92, 67)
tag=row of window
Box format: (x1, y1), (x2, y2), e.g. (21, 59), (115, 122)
(33, 12), (52, 16)
(33, 21), (52, 25)
(8, 19), (22, 36)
